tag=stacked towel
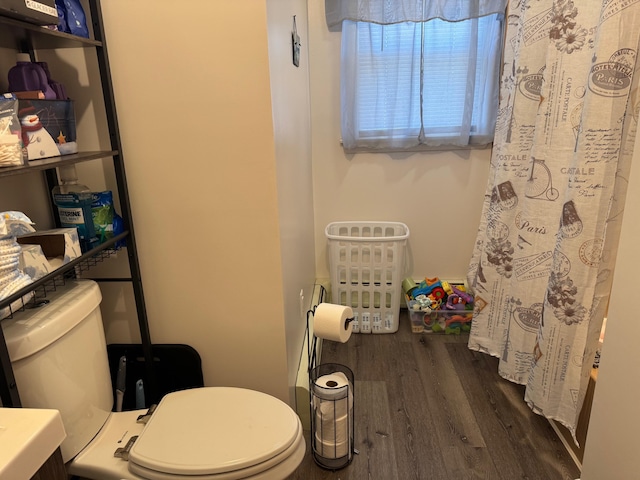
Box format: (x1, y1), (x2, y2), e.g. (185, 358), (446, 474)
(0, 212), (35, 318)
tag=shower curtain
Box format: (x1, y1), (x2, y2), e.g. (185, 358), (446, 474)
(467, 0), (640, 442)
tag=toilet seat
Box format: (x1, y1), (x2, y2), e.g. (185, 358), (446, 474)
(128, 387), (304, 479)
(128, 425), (305, 480)
(68, 387), (305, 480)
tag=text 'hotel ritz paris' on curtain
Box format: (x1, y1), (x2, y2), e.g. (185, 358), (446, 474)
(467, 0), (640, 442)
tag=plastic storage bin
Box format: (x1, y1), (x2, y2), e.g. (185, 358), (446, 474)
(403, 279), (474, 334)
(325, 221), (410, 334)
(406, 297), (473, 334)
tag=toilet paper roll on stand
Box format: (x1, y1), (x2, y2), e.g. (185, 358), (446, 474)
(313, 372), (354, 418)
(315, 412), (350, 439)
(313, 372), (353, 401)
(315, 434), (350, 458)
(312, 370), (354, 458)
(309, 363), (355, 469)
(314, 410), (352, 459)
(313, 303), (354, 343)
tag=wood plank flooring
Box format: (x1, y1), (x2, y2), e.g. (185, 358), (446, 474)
(288, 310), (581, 480)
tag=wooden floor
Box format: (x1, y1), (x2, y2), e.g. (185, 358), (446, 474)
(288, 310), (581, 480)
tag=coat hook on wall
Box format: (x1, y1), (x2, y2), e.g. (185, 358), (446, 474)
(292, 15), (301, 67)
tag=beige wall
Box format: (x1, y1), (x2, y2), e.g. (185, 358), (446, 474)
(95, 0), (315, 405)
(580, 128), (640, 479)
(307, 2), (492, 284)
(265, 0), (317, 402)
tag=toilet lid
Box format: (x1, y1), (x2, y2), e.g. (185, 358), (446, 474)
(128, 387), (301, 477)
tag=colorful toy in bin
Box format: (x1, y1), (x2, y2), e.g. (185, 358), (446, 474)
(451, 284), (473, 304)
(414, 295), (433, 311)
(412, 277), (442, 297)
(404, 276), (474, 334)
(445, 294), (465, 310)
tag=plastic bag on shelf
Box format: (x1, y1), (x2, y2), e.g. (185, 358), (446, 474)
(55, 0), (89, 38)
(0, 95), (25, 168)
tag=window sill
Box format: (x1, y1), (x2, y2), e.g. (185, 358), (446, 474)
(340, 140), (493, 154)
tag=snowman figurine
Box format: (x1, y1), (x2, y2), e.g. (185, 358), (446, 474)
(20, 112), (60, 160)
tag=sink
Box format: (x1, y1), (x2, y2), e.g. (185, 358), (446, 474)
(0, 407), (66, 479)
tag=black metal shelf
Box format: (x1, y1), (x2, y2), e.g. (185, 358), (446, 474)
(0, 0), (156, 408)
(0, 151), (118, 179)
(0, 231), (129, 312)
(0, 14), (101, 50)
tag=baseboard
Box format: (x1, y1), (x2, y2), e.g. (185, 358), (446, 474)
(549, 419), (582, 471)
(295, 280), (330, 430)
(547, 368), (597, 473)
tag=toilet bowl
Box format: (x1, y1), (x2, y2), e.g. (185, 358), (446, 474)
(69, 387), (306, 480)
(1, 280), (305, 479)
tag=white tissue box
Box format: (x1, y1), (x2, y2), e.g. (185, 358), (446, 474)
(18, 228), (81, 279)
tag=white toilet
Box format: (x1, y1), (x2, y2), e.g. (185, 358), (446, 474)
(2, 279), (305, 479)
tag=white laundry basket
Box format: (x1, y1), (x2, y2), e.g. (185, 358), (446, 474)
(325, 221), (410, 334)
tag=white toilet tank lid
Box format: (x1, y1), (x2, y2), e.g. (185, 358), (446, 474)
(129, 387), (301, 476)
(2, 280), (102, 361)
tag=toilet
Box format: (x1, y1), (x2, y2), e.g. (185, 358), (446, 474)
(2, 279), (305, 479)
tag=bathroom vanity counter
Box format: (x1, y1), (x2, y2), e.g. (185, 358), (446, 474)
(0, 408), (66, 479)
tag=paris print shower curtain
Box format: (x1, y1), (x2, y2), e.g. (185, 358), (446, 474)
(467, 0), (640, 442)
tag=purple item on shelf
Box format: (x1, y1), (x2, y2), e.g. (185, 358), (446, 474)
(7, 61), (57, 99)
(36, 62), (68, 100)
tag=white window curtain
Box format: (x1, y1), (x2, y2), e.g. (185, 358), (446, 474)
(331, 0), (507, 151)
(326, 0), (508, 27)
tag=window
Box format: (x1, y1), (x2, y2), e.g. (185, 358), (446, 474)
(340, 14), (504, 151)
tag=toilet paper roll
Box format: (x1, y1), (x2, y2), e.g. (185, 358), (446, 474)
(314, 435), (350, 459)
(312, 371), (354, 449)
(313, 375), (353, 426)
(314, 395), (352, 419)
(313, 372), (352, 401)
(314, 412), (349, 441)
(314, 303), (353, 343)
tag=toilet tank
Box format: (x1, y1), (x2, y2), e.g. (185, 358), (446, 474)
(2, 279), (113, 463)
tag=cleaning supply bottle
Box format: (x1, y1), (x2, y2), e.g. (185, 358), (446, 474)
(52, 165), (99, 253)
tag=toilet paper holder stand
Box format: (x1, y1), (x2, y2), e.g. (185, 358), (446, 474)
(305, 286), (355, 378)
(306, 286), (357, 470)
